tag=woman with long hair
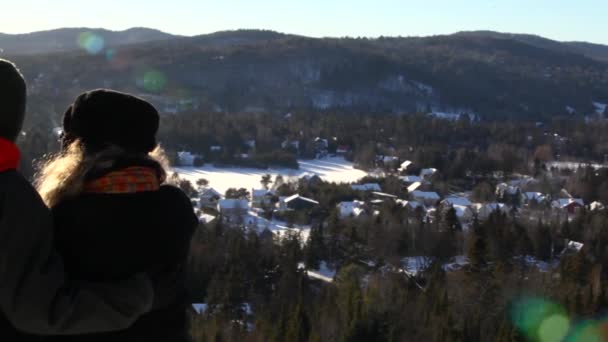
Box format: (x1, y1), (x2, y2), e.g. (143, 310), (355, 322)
(36, 89), (198, 342)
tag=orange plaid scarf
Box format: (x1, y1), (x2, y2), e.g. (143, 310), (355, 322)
(84, 166), (161, 194)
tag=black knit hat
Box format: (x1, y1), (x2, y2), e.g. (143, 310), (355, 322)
(62, 89), (159, 153)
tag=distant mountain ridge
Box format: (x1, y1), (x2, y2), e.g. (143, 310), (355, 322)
(0, 27), (177, 55)
(4, 28), (608, 121)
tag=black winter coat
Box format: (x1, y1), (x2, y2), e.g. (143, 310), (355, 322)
(49, 184), (197, 342)
(0, 170), (154, 341)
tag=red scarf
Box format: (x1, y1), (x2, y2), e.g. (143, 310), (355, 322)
(84, 166), (161, 194)
(0, 138), (20, 172)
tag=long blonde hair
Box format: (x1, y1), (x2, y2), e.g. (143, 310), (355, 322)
(35, 140), (169, 207)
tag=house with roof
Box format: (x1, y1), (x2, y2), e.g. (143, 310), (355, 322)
(400, 175), (423, 184)
(411, 190), (440, 206)
(279, 194), (319, 211)
(420, 168), (438, 180)
(338, 201), (366, 219)
(314, 137), (329, 155)
(177, 151), (198, 166)
(200, 188), (222, 209)
(351, 183), (383, 192)
(521, 192), (548, 206)
(441, 196), (472, 207)
(397, 200), (425, 212)
(407, 182), (422, 193)
(552, 198), (584, 215)
(376, 155), (400, 169)
(450, 205), (475, 222)
(474, 203), (509, 220)
(218, 199), (249, 223)
(251, 189), (276, 208)
(496, 183), (521, 204)
(398, 160), (414, 173)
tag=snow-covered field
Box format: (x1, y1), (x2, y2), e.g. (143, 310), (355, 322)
(173, 157), (369, 195)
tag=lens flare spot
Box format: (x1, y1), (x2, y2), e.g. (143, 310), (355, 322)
(566, 320), (603, 342)
(105, 48), (116, 61)
(77, 32), (105, 55)
(139, 70), (167, 93)
(510, 297), (567, 340)
(538, 314), (570, 342)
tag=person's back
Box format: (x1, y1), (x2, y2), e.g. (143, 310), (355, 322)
(52, 185), (196, 342)
(34, 89), (198, 342)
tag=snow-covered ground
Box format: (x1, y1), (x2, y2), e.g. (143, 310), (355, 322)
(548, 161), (607, 170)
(173, 157), (369, 195)
(298, 261), (336, 283)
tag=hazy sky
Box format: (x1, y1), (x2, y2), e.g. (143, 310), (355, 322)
(1, 0), (607, 44)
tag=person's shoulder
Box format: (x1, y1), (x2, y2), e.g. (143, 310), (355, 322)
(158, 185), (198, 227)
(0, 170), (48, 212)
(158, 184), (191, 201)
(0, 170), (42, 199)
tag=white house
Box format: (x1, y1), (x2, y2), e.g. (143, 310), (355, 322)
(200, 188), (222, 209)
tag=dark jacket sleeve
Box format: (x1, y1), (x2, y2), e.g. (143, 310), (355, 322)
(0, 172), (154, 335)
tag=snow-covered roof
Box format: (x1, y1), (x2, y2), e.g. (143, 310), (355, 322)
(338, 201), (365, 218)
(590, 201), (605, 211)
(552, 198), (584, 209)
(412, 190), (440, 201)
(199, 214), (217, 224)
(420, 168), (438, 178)
(397, 200), (424, 210)
(372, 192), (398, 199)
(407, 182), (422, 193)
(496, 183), (519, 195)
(284, 194), (319, 205)
(200, 188), (222, 198)
(523, 192), (546, 202)
(442, 196), (472, 207)
(452, 205), (473, 218)
(218, 199), (249, 210)
(379, 155), (399, 163)
(566, 240), (584, 252)
(351, 183), (382, 192)
(400, 175), (423, 183)
(399, 160), (413, 171)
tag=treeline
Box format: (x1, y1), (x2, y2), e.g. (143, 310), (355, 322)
(186, 176), (608, 341)
(158, 110), (608, 174)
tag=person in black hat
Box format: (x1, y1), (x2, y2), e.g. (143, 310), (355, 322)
(36, 89), (197, 342)
(1, 60), (159, 340)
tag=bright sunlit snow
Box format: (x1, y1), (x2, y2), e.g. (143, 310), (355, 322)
(173, 157), (369, 195)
